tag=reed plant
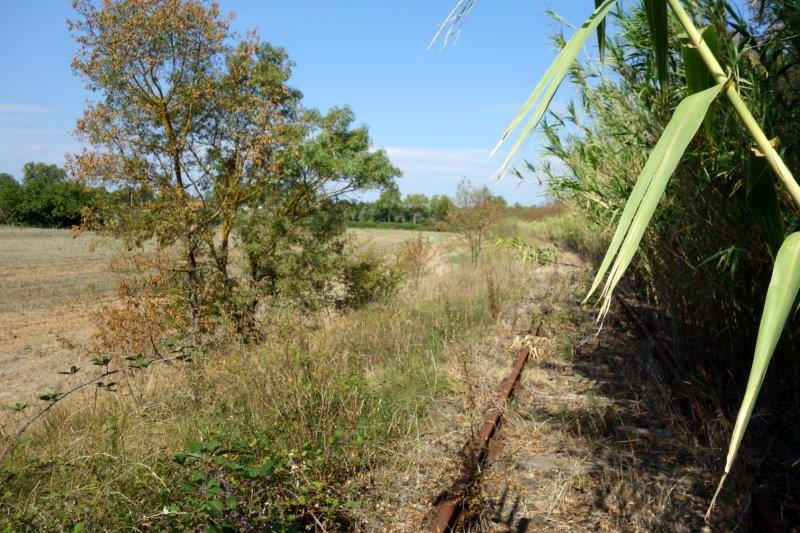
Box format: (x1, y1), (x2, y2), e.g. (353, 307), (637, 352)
(434, 0), (800, 518)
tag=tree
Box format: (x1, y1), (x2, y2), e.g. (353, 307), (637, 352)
(402, 193), (430, 223)
(430, 194), (454, 221)
(375, 187), (402, 222)
(445, 180), (499, 265)
(4, 163), (95, 227)
(0, 173), (20, 224)
(69, 0), (398, 340)
(238, 105), (400, 314)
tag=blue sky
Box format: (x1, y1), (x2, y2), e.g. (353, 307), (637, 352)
(0, 1), (665, 204)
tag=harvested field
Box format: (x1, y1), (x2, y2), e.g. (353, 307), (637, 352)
(0, 226), (120, 411)
(0, 226), (455, 413)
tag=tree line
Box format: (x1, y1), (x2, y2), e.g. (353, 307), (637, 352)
(342, 185), (555, 227)
(1, 163), (106, 228)
(0, 162), (156, 228)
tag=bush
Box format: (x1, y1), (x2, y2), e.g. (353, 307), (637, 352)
(337, 252), (402, 309)
(346, 220), (441, 231)
(395, 233), (435, 289)
(0, 242), (517, 531)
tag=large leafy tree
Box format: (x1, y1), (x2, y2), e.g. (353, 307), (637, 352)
(239, 105), (400, 313)
(69, 0), (398, 339)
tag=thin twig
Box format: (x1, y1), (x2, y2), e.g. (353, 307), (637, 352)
(0, 350), (188, 463)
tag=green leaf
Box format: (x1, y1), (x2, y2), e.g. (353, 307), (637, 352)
(681, 25), (720, 95)
(91, 356), (111, 367)
(645, 0), (669, 87)
(706, 232), (800, 518)
(584, 82), (726, 317)
(595, 0), (606, 60)
(205, 499), (224, 515)
(187, 442), (206, 454)
(491, 0), (618, 178)
(225, 496), (237, 510)
(746, 155), (784, 256)
(38, 391), (62, 403)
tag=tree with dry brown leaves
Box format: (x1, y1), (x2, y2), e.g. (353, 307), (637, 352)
(68, 0), (398, 343)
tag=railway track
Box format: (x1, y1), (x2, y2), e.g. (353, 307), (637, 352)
(431, 332), (537, 533)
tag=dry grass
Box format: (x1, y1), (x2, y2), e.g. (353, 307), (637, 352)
(1, 215), (738, 531)
(0, 226), (450, 416)
(355, 218), (742, 532)
(348, 227), (454, 254)
(0, 222), (529, 530)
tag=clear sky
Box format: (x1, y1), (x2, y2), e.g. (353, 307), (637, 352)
(0, 1), (734, 204)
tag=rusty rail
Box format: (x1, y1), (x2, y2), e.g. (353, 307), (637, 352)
(431, 340), (533, 533)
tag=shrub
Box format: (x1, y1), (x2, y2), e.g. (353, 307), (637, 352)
(395, 233), (435, 289)
(337, 252), (402, 309)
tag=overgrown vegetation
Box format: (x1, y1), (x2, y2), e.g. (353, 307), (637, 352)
(0, 2), (572, 530)
(444, 179), (502, 266)
(68, 0), (400, 347)
(0, 222), (540, 530)
(433, 0), (800, 521)
(535, 1), (800, 514)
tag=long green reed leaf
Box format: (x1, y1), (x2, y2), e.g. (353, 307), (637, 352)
(645, 0), (669, 87)
(706, 232), (800, 519)
(681, 25), (720, 95)
(585, 82), (725, 314)
(490, 0), (617, 177)
(595, 0), (607, 60)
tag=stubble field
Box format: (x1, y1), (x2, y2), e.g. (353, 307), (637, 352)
(0, 226), (122, 409)
(0, 225), (453, 411)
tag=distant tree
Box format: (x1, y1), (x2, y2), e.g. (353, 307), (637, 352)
(5, 163), (94, 227)
(0, 173), (21, 224)
(402, 193), (430, 223)
(375, 187), (402, 222)
(430, 194), (454, 221)
(446, 180), (500, 265)
(491, 194), (507, 208)
(22, 162), (67, 186)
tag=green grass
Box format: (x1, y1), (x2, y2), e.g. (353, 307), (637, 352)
(346, 220), (442, 231)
